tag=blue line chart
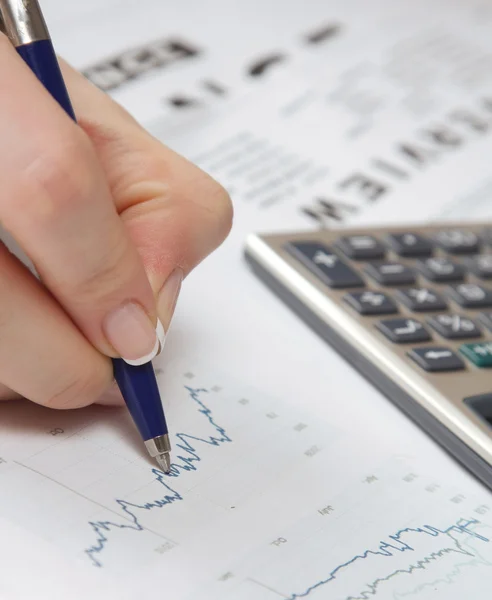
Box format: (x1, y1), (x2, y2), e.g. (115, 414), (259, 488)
(85, 386), (233, 567)
(287, 518), (491, 599)
(82, 383), (492, 599)
(394, 525), (492, 599)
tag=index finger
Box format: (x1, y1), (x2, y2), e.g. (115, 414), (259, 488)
(0, 34), (162, 366)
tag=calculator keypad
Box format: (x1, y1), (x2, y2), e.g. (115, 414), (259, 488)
(253, 221), (492, 486)
(447, 283), (492, 308)
(282, 224), (492, 375)
(364, 262), (416, 286)
(344, 291), (398, 315)
(408, 347), (465, 372)
(466, 255), (492, 279)
(459, 342), (492, 367)
(335, 235), (385, 260)
(376, 318), (431, 343)
(434, 230), (480, 254)
(395, 288), (447, 312)
(286, 241), (365, 289)
(416, 257), (465, 282)
(386, 233), (433, 257)
(427, 314), (481, 339)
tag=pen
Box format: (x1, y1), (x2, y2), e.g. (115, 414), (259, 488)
(0, 0), (172, 473)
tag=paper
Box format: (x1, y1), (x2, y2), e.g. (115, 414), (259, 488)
(1, 359), (492, 599)
(2, 1), (492, 599)
(41, 0), (361, 127)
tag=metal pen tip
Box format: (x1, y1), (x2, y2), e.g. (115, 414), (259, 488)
(145, 434), (172, 473)
(156, 453), (171, 473)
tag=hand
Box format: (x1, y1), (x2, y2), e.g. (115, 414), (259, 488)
(0, 36), (232, 408)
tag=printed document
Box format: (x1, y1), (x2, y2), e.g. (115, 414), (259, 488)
(2, 2), (492, 599)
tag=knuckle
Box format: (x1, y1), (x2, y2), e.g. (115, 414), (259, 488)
(20, 133), (95, 219)
(44, 360), (109, 409)
(199, 174), (233, 241)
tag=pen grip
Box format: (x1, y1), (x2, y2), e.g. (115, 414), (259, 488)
(15, 39), (169, 440)
(16, 40), (76, 121)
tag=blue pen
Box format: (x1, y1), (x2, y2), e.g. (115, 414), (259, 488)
(0, 0), (172, 472)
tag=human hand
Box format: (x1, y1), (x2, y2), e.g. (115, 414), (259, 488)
(0, 37), (232, 408)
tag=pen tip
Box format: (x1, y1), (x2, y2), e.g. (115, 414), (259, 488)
(156, 453), (171, 473)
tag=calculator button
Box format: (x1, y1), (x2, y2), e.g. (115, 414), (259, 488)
(460, 342), (492, 367)
(395, 288), (447, 312)
(286, 242), (364, 289)
(335, 235), (385, 260)
(344, 291), (398, 315)
(364, 262), (415, 286)
(386, 233), (433, 257)
(464, 393), (492, 420)
(479, 312), (492, 331)
(427, 314), (482, 339)
(434, 230), (480, 254)
(376, 318), (431, 343)
(447, 283), (492, 308)
(465, 255), (492, 279)
(408, 347), (465, 372)
(416, 258), (465, 282)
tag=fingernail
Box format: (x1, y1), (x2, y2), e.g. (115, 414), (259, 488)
(104, 302), (163, 366)
(157, 268), (183, 334)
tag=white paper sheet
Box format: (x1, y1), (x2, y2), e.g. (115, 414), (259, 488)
(2, 1), (492, 599)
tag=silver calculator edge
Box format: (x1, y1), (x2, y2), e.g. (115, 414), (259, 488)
(244, 223), (492, 491)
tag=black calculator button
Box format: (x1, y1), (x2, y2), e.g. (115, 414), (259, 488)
(395, 288), (447, 312)
(364, 262), (415, 286)
(464, 393), (492, 421)
(434, 230), (480, 254)
(286, 242), (364, 289)
(386, 233), (433, 257)
(465, 255), (492, 279)
(344, 291), (398, 315)
(408, 347), (465, 372)
(416, 258), (465, 282)
(427, 314), (482, 339)
(335, 235), (385, 260)
(447, 283), (492, 308)
(479, 312), (492, 331)
(376, 318), (431, 343)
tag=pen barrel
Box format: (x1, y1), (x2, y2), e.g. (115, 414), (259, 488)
(113, 359), (169, 441)
(16, 40), (76, 120)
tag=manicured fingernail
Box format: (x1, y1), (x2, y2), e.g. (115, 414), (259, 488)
(157, 268), (183, 334)
(103, 302), (161, 366)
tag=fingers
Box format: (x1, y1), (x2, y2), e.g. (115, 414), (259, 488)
(0, 35), (160, 366)
(60, 60), (233, 332)
(0, 245), (112, 409)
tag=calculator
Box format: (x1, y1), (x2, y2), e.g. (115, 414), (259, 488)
(245, 223), (492, 489)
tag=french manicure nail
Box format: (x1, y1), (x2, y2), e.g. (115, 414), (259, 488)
(103, 301), (159, 366)
(158, 268), (183, 334)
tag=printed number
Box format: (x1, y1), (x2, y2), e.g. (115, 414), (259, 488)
(49, 428), (65, 436)
(154, 542), (174, 555)
(271, 537), (288, 547)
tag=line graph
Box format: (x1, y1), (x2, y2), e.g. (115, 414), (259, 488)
(78, 376), (492, 599)
(394, 525), (492, 599)
(86, 386), (233, 567)
(285, 518), (490, 599)
(1, 364), (492, 600)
